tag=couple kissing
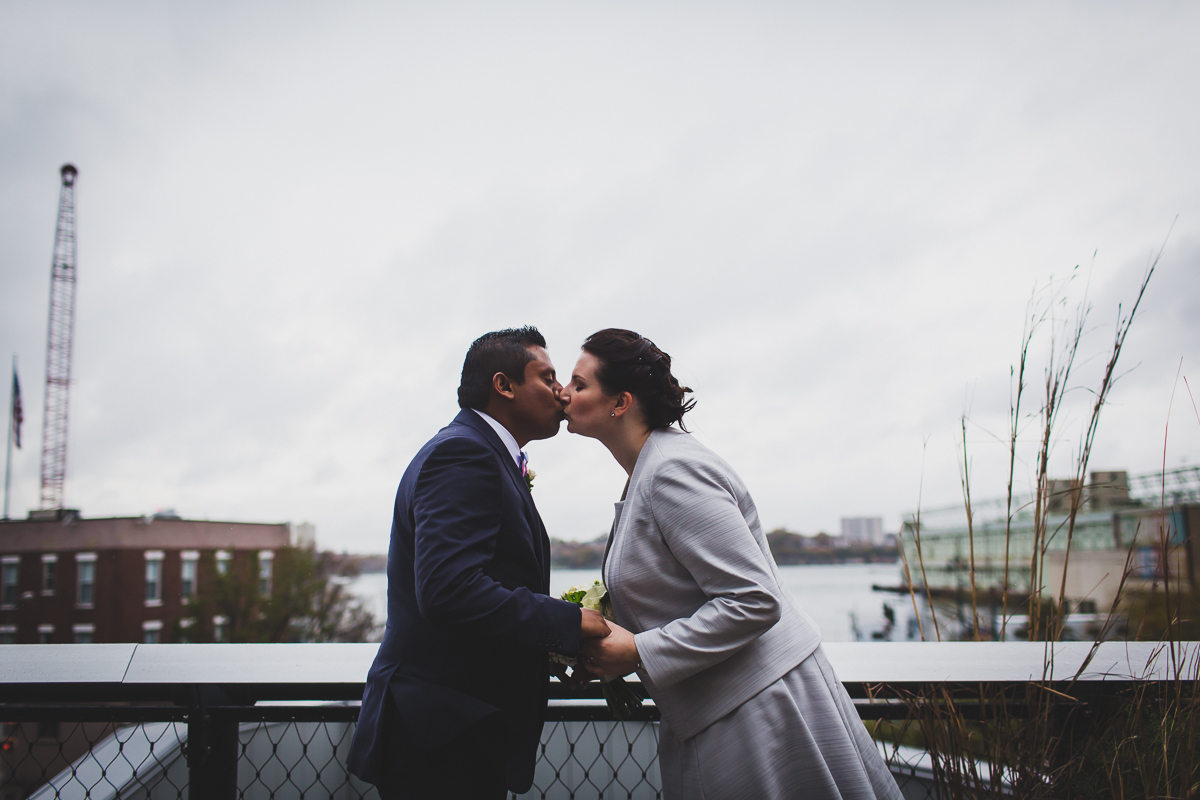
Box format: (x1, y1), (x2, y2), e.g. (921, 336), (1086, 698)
(347, 326), (901, 800)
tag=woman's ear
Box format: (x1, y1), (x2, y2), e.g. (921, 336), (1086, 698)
(612, 391), (635, 417)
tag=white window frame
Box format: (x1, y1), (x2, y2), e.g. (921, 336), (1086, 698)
(216, 550), (232, 576)
(41, 554), (57, 596)
(75, 552), (96, 609)
(0, 624), (16, 644)
(180, 551), (199, 602)
(213, 614), (228, 642)
(72, 623), (94, 644)
(1, 556), (19, 609)
(37, 624), (54, 644)
(142, 619), (163, 644)
(144, 550), (164, 607)
(258, 550), (274, 597)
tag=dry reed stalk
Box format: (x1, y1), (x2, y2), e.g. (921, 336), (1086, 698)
(1053, 257), (1157, 641)
(960, 415), (981, 640)
(1032, 283), (1085, 642)
(1001, 297), (1041, 641)
(909, 438), (942, 641)
(897, 523), (927, 642)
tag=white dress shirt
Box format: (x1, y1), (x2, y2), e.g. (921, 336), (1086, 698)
(472, 409), (522, 468)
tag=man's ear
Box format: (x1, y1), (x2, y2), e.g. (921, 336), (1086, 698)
(492, 372), (517, 401)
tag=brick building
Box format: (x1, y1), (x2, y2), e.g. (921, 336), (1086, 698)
(0, 514), (291, 644)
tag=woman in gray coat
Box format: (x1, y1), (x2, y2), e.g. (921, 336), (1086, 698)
(567, 328), (901, 800)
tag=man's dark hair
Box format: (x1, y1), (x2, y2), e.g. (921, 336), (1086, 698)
(457, 326), (547, 410)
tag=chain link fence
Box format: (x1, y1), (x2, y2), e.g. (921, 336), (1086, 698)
(2, 712), (939, 800)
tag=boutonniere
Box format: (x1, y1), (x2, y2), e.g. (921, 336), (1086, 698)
(525, 468), (536, 491)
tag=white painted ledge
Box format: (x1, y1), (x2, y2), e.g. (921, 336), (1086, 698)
(0, 641), (1195, 685)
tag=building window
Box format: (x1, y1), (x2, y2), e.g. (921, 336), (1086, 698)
(0, 625), (16, 644)
(41, 554), (57, 595)
(76, 553), (96, 608)
(1, 556), (19, 608)
(73, 623), (94, 644)
(213, 615), (228, 642)
(142, 620), (163, 644)
(258, 551), (274, 596)
(180, 551), (199, 602)
(216, 550), (232, 576)
(38, 624), (54, 644)
(145, 551), (163, 606)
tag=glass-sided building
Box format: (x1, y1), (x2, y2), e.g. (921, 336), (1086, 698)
(900, 503), (1199, 615)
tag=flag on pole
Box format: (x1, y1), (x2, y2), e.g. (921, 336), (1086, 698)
(10, 367), (21, 449)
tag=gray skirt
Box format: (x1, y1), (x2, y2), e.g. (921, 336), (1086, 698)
(658, 646), (902, 800)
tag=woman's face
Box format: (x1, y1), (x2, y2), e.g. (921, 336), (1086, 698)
(561, 351), (614, 437)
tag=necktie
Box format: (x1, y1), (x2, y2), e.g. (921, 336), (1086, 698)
(518, 451), (529, 477)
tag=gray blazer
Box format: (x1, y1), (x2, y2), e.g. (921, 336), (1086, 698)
(604, 428), (822, 741)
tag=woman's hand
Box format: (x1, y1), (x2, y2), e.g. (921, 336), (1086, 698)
(578, 620), (641, 677)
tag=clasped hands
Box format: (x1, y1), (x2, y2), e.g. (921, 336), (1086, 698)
(560, 607), (640, 687)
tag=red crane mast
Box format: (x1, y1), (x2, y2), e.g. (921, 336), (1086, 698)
(39, 164), (78, 510)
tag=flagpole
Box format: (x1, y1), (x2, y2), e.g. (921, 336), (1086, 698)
(4, 355), (14, 520)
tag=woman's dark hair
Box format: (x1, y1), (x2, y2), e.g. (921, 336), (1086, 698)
(458, 326), (546, 410)
(582, 329), (695, 430)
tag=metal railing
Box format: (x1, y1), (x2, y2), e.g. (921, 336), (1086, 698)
(2, 642), (1191, 799)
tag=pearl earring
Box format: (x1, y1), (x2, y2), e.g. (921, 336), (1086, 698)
(611, 412), (616, 417)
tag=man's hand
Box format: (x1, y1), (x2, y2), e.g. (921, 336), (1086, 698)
(580, 607), (610, 639)
(579, 620), (640, 677)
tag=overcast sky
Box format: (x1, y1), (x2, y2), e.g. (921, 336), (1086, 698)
(2, 2), (1198, 553)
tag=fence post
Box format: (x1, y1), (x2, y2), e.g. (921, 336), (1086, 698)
(190, 717), (239, 797)
(185, 686), (242, 799)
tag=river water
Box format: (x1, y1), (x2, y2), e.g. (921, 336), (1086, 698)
(348, 561), (912, 642)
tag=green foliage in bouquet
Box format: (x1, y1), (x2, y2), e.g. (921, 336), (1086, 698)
(552, 581), (643, 720)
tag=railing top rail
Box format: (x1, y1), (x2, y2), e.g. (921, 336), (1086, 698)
(1, 641), (1195, 690)
(824, 641), (1199, 683)
(0, 643), (138, 683)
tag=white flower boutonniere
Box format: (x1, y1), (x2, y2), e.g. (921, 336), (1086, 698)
(525, 468), (536, 491)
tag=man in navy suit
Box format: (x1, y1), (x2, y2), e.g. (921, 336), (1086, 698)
(348, 327), (609, 799)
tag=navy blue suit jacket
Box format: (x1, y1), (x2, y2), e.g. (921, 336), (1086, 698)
(347, 409), (581, 792)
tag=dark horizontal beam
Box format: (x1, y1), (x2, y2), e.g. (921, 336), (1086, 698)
(0, 696), (1086, 724)
(0, 676), (1174, 706)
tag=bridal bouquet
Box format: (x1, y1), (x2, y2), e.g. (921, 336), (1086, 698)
(550, 581), (643, 720)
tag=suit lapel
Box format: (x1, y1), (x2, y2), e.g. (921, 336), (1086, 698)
(455, 411), (534, 504)
(604, 432), (660, 587)
(453, 410), (548, 580)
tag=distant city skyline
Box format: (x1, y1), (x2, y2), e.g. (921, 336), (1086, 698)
(840, 518), (886, 548)
(1, 3), (1198, 552)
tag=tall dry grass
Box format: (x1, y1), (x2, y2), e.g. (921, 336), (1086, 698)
(890, 236), (1200, 799)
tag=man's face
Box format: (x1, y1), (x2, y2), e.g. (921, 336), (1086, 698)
(510, 346), (566, 441)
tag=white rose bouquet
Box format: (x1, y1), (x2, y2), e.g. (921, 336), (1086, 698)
(551, 581), (643, 720)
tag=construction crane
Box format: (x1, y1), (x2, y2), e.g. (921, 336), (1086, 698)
(39, 164), (78, 510)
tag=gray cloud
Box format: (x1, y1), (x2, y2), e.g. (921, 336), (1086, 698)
(2, 2), (1198, 552)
